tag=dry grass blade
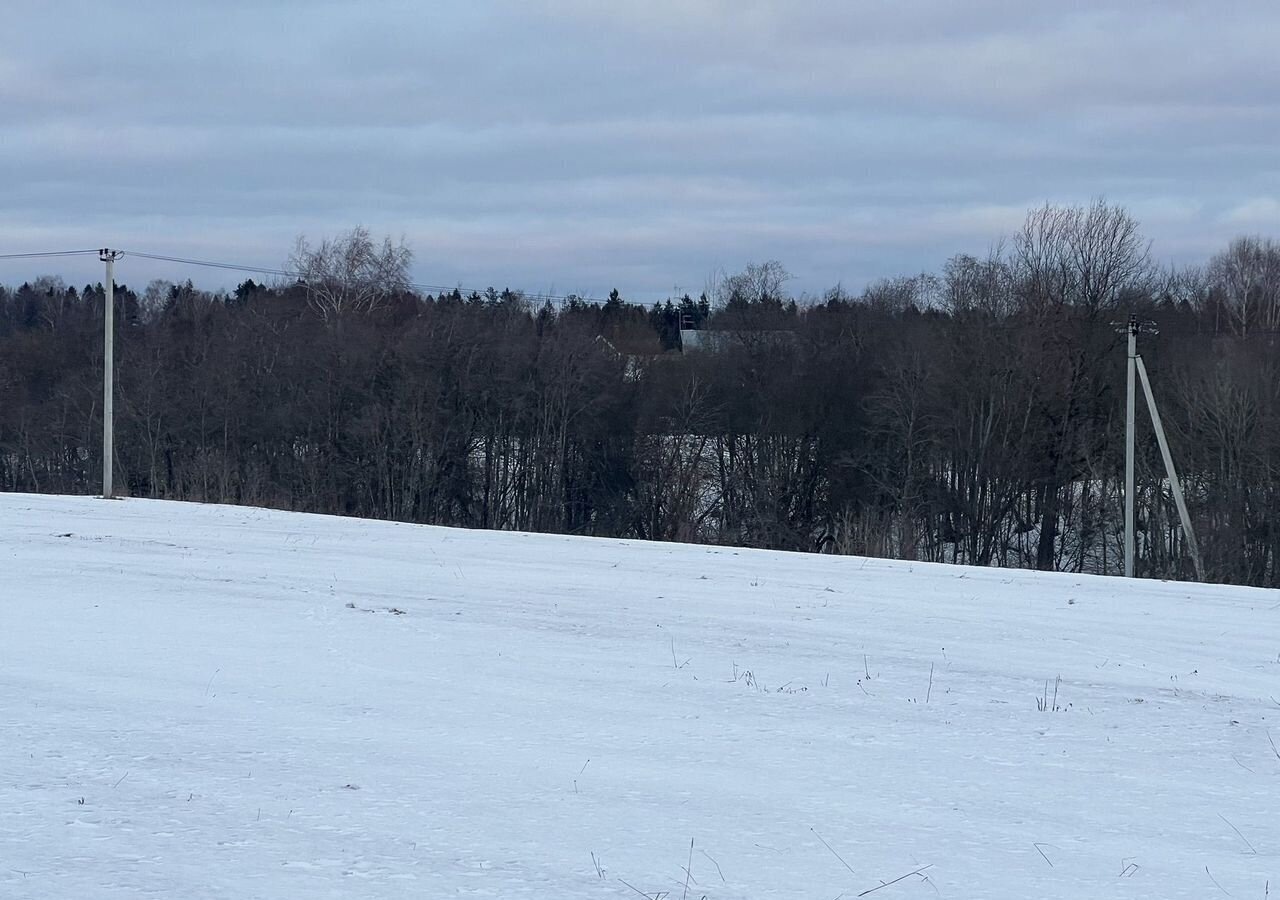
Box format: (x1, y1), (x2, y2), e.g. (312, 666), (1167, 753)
(1205, 865), (1232, 896)
(681, 838), (693, 900)
(1218, 814), (1257, 855)
(1033, 843), (1054, 867)
(811, 827), (856, 875)
(857, 864), (934, 896)
(700, 850), (725, 883)
(618, 878), (667, 900)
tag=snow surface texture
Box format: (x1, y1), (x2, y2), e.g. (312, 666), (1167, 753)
(2, 494), (1277, 899)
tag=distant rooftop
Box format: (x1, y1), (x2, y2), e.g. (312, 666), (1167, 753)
(678, 328), (798, 352)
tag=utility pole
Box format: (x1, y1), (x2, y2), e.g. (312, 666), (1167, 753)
(1124, 315), (1137, 578)
(1121, 316), (1203, 581)
(100, 249), (122, 499)
(1135, 356), (1205, 581)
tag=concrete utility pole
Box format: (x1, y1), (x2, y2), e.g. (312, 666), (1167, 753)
(100, 249), (122, 499)
(1135, 356), (1205, 581)
(1122, 316), (1203, 581)
(1124, 316), (1137, 578)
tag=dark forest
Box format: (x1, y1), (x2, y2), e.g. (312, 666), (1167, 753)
(3, 203), (1278, 585)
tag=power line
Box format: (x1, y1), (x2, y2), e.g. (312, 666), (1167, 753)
(119, 250), (298, 279)
(116, 249), (610, 306)
(0, 249), (102, 260)
(3, 246), (615, 306)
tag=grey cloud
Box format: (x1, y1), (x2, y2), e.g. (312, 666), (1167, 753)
(2, 1), (1279, 298)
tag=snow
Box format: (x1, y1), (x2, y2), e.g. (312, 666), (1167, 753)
(2, 493), (1277, 899)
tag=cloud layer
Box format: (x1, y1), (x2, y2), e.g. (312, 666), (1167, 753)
(3, 1), (1279, 298)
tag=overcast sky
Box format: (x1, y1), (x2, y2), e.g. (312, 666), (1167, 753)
(3, 1), (1279, 299)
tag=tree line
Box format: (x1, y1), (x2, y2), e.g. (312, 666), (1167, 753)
(2, 205), (1278, 585)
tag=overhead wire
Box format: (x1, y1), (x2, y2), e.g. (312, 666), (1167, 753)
(119, 250), (299, 280)
(0, 249), (103, 260)
(2, 247), (614, 306)
(118, 250), (609, 306)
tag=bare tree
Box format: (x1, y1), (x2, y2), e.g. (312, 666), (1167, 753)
(942, 251), (1015, 318)
(140, 280), (174, 324)
(714, 260), (792, 306)
(863, 272), (942, 313)
(1207, 236), (1280, 338)
(288, 226), (413, 321)
(1014, 199), (1153, 314)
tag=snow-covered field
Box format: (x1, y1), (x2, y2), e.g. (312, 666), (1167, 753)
(2, 494), (1277, 899)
